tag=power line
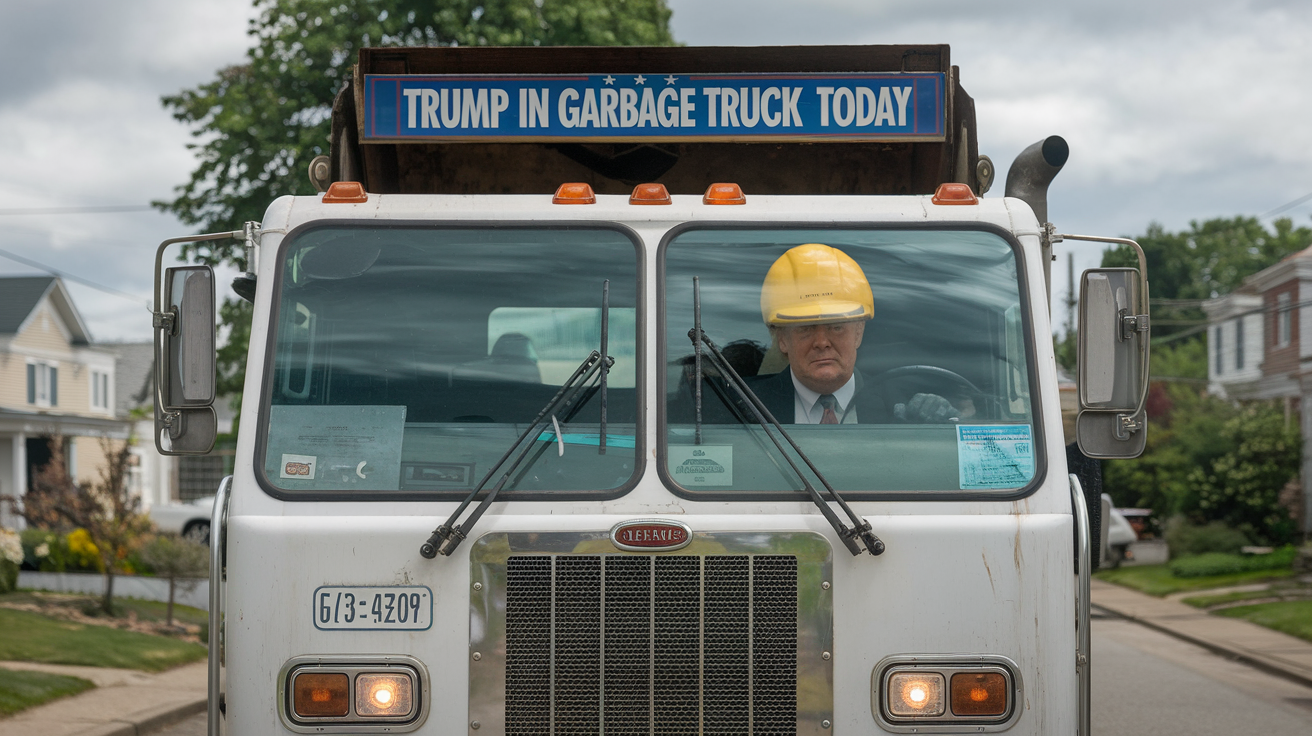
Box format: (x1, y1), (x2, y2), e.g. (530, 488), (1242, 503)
(1260, 191), (1312, 220)
(0, 205), (156, 216)
(0, 247), (147, 306)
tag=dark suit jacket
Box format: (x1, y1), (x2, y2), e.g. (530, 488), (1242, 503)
(670, 367), (890, 425)
(743, 367), (891, 424)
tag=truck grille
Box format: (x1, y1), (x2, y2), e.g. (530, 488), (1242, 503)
(504, 554), (798, 735)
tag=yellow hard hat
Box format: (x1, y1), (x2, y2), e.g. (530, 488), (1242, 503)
(760, 243), (873, 326)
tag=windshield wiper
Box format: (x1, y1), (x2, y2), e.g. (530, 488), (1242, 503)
(420, 280), (614, 559)
(688, 277), (885, 557)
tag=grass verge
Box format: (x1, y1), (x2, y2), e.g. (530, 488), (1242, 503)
(1214, 600), (1312, 643)
(0, 608), (205, 672)
(1094, 564), (1294, 596)
(1179, 589), (1284, 608)
(0, 666), (95, 716)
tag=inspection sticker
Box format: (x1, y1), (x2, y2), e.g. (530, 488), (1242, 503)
(956, 424), (1035, 489)
(668, 445), (733, 486)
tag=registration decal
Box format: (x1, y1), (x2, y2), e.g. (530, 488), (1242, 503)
(313, 585), (433, 631)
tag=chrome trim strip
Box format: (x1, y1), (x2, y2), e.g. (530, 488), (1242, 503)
(207, 475), (230, 736)
(871, 654), (1024, 733)
(1070, 473), (1092, 736)
(469, 530), (833, 736)
(274, 654), (431, 734)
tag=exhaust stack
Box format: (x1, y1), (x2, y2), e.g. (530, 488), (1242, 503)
(1005, 136), (1069, 224)
(1006, 135), (1069, 309)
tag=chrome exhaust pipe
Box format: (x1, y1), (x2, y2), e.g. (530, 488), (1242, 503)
(1005, 135), (1069, 224)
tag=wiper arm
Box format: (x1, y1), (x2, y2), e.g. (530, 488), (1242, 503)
(419, 349), (608, 558)
(420, 280), (616, 559)
(689, 277), (885, 557)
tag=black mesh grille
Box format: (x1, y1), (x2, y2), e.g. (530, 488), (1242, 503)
(504, 554), (798, 735)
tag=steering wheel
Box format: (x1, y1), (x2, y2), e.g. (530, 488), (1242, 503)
(868, 365), (987, 420)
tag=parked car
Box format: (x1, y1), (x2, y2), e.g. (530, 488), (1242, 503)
(148, 496), (215, 545)
(1103, 493), (1138, 568)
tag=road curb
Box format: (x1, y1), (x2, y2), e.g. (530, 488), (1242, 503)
(74, 696), (207, 736)
(1093, 602), (1312, 691)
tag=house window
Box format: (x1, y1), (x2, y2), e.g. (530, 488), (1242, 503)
(26, 361), (58, 407)
(1235, 317), (1244, 370)
(1214, 326), (1223, 376)
(1277, 293), (1292, 347)
(91, 370), (111, 412)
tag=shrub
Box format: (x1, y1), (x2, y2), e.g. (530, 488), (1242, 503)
(0, 529), (21, 593)
(1164, 518), (1249, 558)
(1169, 546), (1297, 577)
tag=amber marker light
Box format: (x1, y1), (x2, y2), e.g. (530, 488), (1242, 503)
(355, 672), (415, 718)
(931, 182), (979, 205)
(292, 672), (349, 718)
(887, 671), (946, 717)
(703, 182), (746, 205)
(950, 672), (1008, 716)
(552, 182), (597, 204)
(322, 181), (369, 204)
(629, 182), (672, 205)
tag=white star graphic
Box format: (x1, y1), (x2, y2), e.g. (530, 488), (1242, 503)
(665, 75), (678, 85)
(603, 75), (616, 85)
(634, 74), (647, 85)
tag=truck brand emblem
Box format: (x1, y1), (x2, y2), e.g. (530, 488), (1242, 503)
(610, 519), (692, 552)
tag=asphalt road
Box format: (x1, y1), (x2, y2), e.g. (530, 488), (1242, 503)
(153, 614), (1312, 736)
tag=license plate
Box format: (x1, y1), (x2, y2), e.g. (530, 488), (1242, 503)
(313, 586), (433, 631)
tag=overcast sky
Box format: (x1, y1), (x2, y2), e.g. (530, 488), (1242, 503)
(1, 0), (1309, 341)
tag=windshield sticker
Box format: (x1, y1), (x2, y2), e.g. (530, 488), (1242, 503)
(268, 405), (407, 489)
(668, 445), (733, 486)
(956, 424), (1035, 489)
(280, 454), (317, 480)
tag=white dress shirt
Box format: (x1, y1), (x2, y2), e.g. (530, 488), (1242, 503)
(791, 372), (858, 424)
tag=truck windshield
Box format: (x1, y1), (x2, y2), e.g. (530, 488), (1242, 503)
(259, 226), (640, 497)
(662, 227), (1039, 495)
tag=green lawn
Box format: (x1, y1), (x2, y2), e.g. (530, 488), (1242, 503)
(0, 666), (94, 716)
(1179, 589), (1284, 608)
(0, 608), (206, 672)
(1214, 600), (1312, 643)
(1094, 564), (1294, 596)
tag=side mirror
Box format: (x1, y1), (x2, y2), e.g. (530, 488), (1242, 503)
(155, 265), (218, 455)
(1076, 267), (1148, 458)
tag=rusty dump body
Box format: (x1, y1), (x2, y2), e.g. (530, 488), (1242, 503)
(330, 44), (981, 196)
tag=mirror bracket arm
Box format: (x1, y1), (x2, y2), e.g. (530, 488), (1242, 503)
(152, 310), (177, 335)
(1120, 313), (1150, 340)
(1113, 413), (1143, 441)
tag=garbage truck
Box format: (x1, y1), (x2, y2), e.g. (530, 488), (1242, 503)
(150, 44), (1150, 736)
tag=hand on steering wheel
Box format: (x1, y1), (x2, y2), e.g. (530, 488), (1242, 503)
(894, 392), (961, 423)
(872, 365), (983, 423)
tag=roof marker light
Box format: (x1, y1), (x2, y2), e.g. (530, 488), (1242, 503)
(931, 182), (979, 205)
(703, 182), (746, 205)
(552, 182), (597, 204)
(321, 181), (369, 204)
(629, 182), (672, 205)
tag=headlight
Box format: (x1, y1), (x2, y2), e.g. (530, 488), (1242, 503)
(874, 655), (1020, 732)
(278, 655), (429, 733)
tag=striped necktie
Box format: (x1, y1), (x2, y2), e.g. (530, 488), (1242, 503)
(818, 394), (840, 424)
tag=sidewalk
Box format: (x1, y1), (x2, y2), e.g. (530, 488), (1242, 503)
(0, 660), (205, 736)
(1091, 578), (1312, 689)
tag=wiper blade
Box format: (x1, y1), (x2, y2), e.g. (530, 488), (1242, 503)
(419, 350), (607, 558)
(420, 280), (615, 559)
(688, 277), (885, 557)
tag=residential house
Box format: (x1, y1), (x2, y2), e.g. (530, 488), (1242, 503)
(1204, 247), (1312, 536)
(0, 276), (130, 528)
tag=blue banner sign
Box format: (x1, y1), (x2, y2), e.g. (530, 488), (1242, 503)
(362, 72), (945, 142)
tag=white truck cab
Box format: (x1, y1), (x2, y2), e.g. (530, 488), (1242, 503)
(151, 45), (1149, 736)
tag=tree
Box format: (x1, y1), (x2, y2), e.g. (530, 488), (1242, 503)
(140, 534), (210, 627)
(1101, 216), (1312, 342)
(156, 0), (676, 421)
(16, 436), (150, 614)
